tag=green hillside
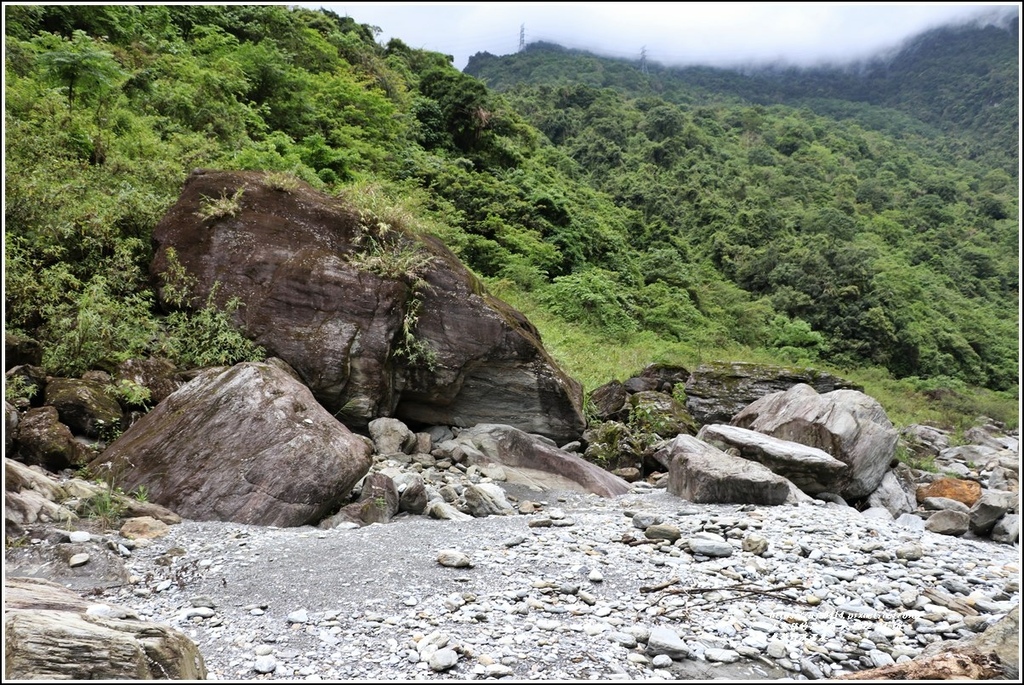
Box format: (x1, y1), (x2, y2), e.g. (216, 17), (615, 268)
(4, 5), (1018, 430)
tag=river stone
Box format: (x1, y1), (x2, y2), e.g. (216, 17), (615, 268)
(924, 509), (970, 536)
(646, 626), (690, 659)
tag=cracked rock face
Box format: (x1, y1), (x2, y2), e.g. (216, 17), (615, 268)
(150, 170), (585, 444)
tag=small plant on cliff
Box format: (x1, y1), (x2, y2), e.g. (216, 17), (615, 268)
(394, 297), (438, 371)
(348, 211), (440, 370)
(159, 247), (199, 309)
(348, 213), (436, 284)
(196, 187), (244, 221)
(263, 171), (301, 193)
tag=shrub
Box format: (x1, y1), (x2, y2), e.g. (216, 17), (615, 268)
(195, 187), (244, 221)
(161, 285), (266, 368)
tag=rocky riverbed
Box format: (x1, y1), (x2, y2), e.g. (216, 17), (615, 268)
(81, 482), (1019, 681)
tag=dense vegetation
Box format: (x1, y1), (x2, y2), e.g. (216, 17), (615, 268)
(4, 5), (1018, 430)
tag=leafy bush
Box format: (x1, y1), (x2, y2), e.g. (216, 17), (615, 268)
(540, 269), (638, 340)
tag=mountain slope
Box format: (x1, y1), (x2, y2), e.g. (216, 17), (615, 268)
(465, 15), (1020, 175)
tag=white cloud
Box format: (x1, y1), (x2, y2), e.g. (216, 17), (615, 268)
(309, 2), (1019, 70)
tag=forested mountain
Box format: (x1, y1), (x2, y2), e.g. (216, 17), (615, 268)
(465, 15), (1020, 176)
(3, 5), (1018, 430)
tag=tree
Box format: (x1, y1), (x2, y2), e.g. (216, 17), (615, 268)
(34, 30), (122, 114)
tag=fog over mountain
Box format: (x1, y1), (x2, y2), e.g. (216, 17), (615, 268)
(310, 2), (1018, 71)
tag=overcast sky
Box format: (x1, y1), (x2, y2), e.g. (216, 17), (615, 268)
(304, 2), (1019, 71)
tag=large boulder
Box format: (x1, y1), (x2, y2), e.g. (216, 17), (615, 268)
(658, 434), (792, 505)
(696, 424), (847, 495)
(452, 424), (630, 497)
(917, 477), (983, 507)
(89, 362), (373, 527)
(5, 576), (207, 680)
(684, 361), (862, 426)
(731, 383), (898, 498)
(5, 331), (43, 369)
(150, 170), (584, 444)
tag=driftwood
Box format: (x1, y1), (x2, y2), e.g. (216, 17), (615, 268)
(836, 648), (1002, 680)
(639, 577), (809, 608)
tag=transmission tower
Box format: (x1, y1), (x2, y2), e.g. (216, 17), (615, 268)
(519, 24), (525, 52)
(640, 46), (649, 75)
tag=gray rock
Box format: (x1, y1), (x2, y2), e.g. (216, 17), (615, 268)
(368, 417), (415, 456)
(463, 483), (514, 517)
(922, 497), (970, 514)
(428, 648), (459, 672)
(454, 424), (630, 497)
(866, 467), (918, 517)
(861, 506), (894, 520)
(895, 543), (924, 560)
(644, 523), (681, 542)
(688, 538), (734, 558)
(741, 534), (769, 556)
(706, 648), (740, 663)
(606, 632), (638, 648)
(254, 656), (277, 674)
(659, 434), (792, 505)
(426, 501), (473, 521)
(436, 550), (473, 568)
(969, 490), (1019, 535)
(991, 514), (1019, 545)
(647, 626), (690, 659)
(697, 423), (848, 495)
(732, 383), (898, 498)
(632, 512), (663, 529)
(924, 509), (970, 536)
(895, 513), (926, 531)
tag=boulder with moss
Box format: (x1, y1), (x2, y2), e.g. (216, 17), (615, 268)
(150, 169), (585, 444)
